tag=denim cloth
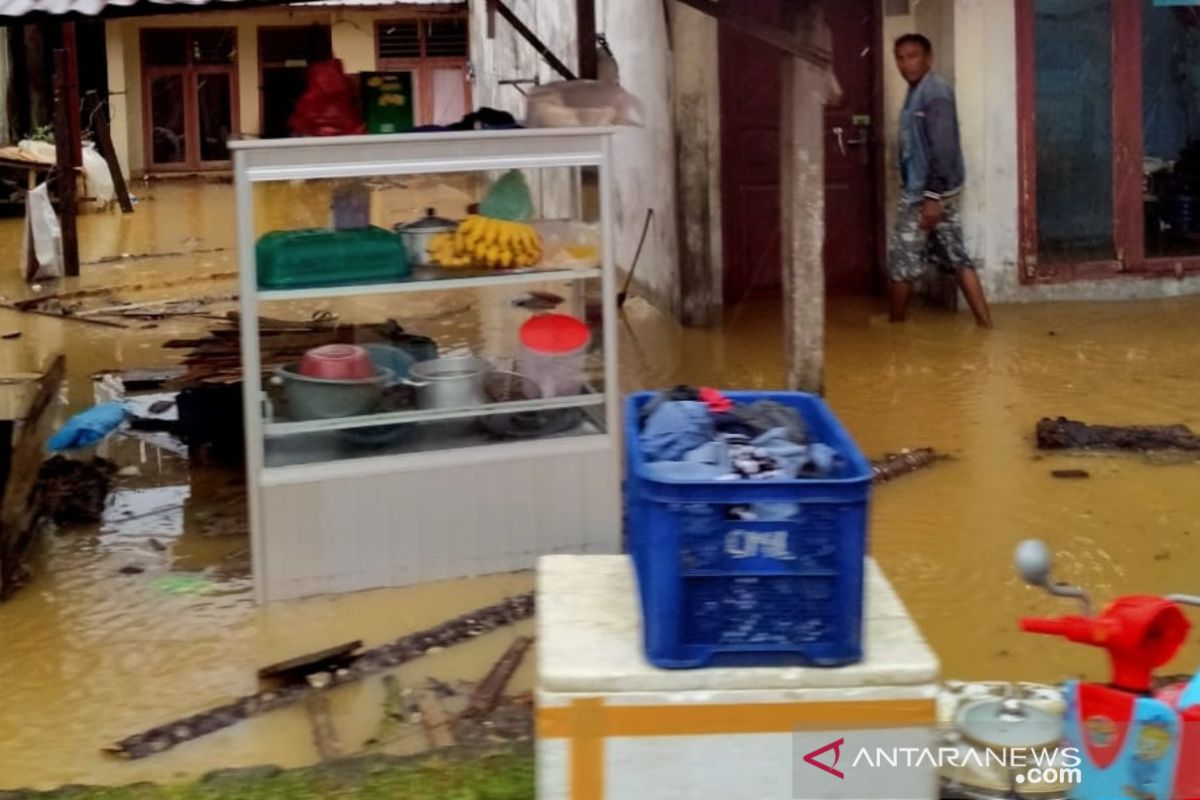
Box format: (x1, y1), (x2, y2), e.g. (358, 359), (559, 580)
(899, 71), (965, 203)
(641, 411), (841, 481)
(639, 401), (714, 462)
(718, 401), (809, 444)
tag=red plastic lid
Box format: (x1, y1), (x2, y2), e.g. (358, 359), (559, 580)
(519, 314), (590, 354)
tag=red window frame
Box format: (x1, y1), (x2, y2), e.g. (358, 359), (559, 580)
(1016, 0), (1200, 284)
(140, 27), (240, 172)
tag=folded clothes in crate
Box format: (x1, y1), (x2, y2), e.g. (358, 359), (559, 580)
(638, 388), (842, 482)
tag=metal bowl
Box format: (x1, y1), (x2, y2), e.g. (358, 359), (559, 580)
(275, 364), (393, 421)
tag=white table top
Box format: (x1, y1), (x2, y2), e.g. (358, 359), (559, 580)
(537, 555), (940, 693)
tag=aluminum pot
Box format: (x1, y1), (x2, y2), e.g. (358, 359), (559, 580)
(402, 356), (492, 410)
(394, 208), (458, 267)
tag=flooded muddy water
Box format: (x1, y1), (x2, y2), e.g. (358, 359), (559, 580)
(1, 179), (1200, 789)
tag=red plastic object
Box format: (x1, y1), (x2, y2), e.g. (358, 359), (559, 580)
(298, 344), (375, 380)
(519, 314), (590, 355)
(1074, 682), (1136, 769)
(1020, 595), (1190, 692)
(1172, 706), (1200, 799)
(288, 60), (366, 137)
(699, 387), (733, 413)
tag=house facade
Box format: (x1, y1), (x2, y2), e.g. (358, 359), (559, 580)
(8, 0), (1200, 312)
(103, 0), (470, 175)
(885, 0), (1200, 304)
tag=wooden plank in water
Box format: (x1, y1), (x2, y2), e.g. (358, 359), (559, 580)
(0, 355), (65, 600)
(257, 640), (364, 682)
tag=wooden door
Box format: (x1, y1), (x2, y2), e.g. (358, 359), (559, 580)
(823, 1), (880, 295)
(719, 1), (881, 302)
(719, 0), (784, 305)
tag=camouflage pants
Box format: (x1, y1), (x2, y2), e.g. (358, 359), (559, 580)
(887, 195), (973, 282)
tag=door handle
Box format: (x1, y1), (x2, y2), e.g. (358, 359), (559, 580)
(832, 126), (846, 157)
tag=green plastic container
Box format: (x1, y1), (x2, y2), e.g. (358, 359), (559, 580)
(256, 226), (409, 289)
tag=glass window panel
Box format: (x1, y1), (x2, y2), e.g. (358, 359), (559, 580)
(1142, 1), (1200, 257)
(1033, 0), (1115, 262)
(143, 30), (189, 66)
(197, 72), (232, 162)
(431, 67), (467, 126)
(191, 29), (236, 65)
(150, 74), (187, 164)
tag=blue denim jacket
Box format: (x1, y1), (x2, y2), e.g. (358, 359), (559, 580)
(899, 71), (965, 204)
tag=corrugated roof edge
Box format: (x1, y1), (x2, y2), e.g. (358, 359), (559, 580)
(0, 0), (460, 20)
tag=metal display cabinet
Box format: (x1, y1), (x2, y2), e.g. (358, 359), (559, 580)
(231, 129), (620, 603)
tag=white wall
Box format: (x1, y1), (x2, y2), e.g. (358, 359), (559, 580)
(952, 0), (1021, 300)
(469, 0), (678, 307)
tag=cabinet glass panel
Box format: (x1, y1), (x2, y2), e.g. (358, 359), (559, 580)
(247, 166), (607, 469)
(251, 167), (601, 290)
(257, 282), (607, 468)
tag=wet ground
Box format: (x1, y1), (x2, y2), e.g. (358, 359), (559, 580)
(1, 179), (1199, 790)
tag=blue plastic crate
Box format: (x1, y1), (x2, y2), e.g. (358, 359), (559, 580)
(625, 391), (872, 669)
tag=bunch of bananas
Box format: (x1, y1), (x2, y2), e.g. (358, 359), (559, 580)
(426, 215), (543, 270)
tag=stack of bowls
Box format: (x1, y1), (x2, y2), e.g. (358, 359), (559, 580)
(276, 345), (394, 420)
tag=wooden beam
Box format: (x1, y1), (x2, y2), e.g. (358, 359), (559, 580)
(577, 0), (598, 79)
(62, 22), (83, 169)
(494, 0), (576, 81)
(52, 49), (79, 278)
(0, 355), (65, 600)
(673, 0), (831, 69)
(90, 93), (133, 214)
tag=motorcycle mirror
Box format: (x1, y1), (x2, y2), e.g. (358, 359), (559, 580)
(1015, 539), (1052, 587)
(1014, 538), (1093, 616)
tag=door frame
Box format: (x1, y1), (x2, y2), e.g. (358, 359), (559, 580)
(140, 27), (239, 173)
(716, 0), (886, 302)
(257, 24), (332, 141)
(1016, 0), (1200, 285)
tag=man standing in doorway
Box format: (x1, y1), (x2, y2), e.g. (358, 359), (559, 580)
(889, 34), (992, 327)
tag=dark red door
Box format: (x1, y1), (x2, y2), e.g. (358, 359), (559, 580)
(719, 0), (784, 305)
(823, 2), (880, 295)
(719, 1), (880, 302)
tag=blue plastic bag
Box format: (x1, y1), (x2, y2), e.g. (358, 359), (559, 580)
(48, 402), (130, 452)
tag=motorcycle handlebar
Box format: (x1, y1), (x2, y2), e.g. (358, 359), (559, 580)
(1019, 617), (1073, 635)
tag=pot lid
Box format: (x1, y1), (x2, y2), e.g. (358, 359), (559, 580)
(519, 313), (591, 354)
(396, 208), (457, 232)
(953, 698), (1063, 750)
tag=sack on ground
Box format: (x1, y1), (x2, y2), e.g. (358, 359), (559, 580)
(21, 183), (64, 283)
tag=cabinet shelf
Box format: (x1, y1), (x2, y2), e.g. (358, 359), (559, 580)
(258, 266), (601, 301)
(264, 392), (606, 437)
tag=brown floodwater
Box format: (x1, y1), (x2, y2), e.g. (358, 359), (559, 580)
(1, 179), (1199, 790)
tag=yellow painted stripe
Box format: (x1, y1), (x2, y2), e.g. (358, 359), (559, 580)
(568, 698), (605, 800)
(538, 697), (936, 739)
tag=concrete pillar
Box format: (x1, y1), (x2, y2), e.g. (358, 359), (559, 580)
(780, 0), (834, 393)
(103, 21), (130, 178)
(236, 21), (259, 136)
(672, 4), (722, 326)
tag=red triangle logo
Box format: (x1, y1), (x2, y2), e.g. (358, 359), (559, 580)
(803, 737), (845, 779)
